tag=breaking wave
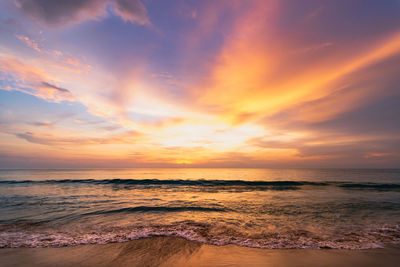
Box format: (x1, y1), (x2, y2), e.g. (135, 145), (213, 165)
(1, 179), (399, 191)
(0, 222), (399, 249)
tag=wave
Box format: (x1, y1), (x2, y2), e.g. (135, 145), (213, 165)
(0, 179), (326, 186)
(338, 183), (400, 190)
(1, 179), (399, 191)
(81, 206), (227, 216)
(1, 222), (399, 249)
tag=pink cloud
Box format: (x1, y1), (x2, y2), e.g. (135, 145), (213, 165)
(0, 57), (75, 102)
(15, 34), (41, 52)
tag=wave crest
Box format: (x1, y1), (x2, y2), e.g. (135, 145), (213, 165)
(1, 222), (399, 249)
(1, 179), (399, 191)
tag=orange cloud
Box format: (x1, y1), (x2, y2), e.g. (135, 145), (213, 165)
(196, 1), (400, 126)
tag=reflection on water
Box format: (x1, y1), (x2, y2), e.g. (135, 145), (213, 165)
(112, 236), (202, 266)
(0, 168), (399, 249)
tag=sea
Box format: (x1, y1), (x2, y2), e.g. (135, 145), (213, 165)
(0, 168), (399, 249)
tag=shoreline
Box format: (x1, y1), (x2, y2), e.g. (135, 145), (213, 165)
(0, 236), (399, 267)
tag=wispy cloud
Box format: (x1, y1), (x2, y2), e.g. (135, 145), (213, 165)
(15, 34), (41, 52)
(0, 57), (75, 102)
(15, 130), (143, 146)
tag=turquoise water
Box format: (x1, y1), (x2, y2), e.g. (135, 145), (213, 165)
(0, 168), (399, 249)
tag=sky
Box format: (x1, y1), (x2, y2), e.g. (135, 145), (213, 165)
(0, 0), (399, 168)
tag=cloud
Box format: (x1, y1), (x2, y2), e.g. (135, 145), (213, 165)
(30, 121), (54, 127)
(15, 34), (41, 52)
(15, 0), (150, 27)
(247, 133), (400, 167)
(13, 34), (91, 74)
(113, 0), (149, 25)
(309, 95), (400, 136)
(0, 57), (75, 102)
(15, 0), (107, 26)
(201, 30), (400, 124)
(15, 130), (143, 146)
(247, 138), (296, 150)
(295, 138), (400, 160)
(41, 81), (71, 94)
(2, 0), (400, 168)
(195, 1), (400, 127)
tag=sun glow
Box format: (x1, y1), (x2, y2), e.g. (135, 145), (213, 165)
(0, 0), (399, 168)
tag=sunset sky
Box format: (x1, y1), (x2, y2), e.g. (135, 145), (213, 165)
(0, 0), (399, 168)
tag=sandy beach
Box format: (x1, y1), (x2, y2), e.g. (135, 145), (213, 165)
(1, 0), (400, 265)
(1, 236), (399, 267)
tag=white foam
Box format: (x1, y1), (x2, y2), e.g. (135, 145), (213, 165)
(0, 223), (399, 249)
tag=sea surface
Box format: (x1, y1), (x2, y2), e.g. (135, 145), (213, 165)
(0, 168), (399, 249)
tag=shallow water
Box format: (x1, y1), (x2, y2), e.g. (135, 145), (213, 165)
(0, 168), (399, 249)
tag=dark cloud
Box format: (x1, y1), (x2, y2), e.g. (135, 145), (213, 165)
(113, 0), (149, 25)
(103, 125), (122, 131)
(16, 0), (106, 26)
(30, 121), (54, 127)
(41, 81), (71, 93)
(15, 0), (149, 27)
(39, 81), (76, 101)
(16, 132), (50, 145)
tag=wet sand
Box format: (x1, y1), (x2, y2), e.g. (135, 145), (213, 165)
(0, 236), (399, 267)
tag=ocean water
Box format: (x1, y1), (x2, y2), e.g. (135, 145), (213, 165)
(0, 168), (399, 249)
